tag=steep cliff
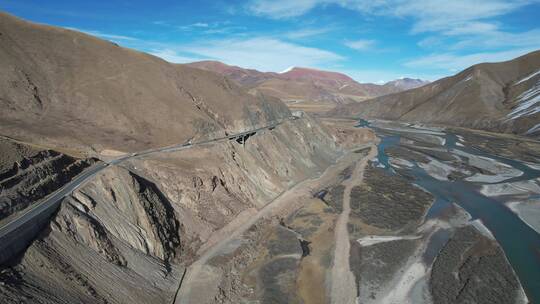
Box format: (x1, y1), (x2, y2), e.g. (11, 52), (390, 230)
(0, 114), (342, 303)
(0, 138), (95, 221)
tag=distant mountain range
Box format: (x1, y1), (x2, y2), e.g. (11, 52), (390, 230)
(187, 61), (429, 105)
(330, 50), (540, 137)
(385, 78), (431, 91)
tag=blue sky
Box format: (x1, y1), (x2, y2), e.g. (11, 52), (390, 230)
(2, 0), (540, 83)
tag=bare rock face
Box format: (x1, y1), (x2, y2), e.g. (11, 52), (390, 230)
(0, 166), (183, 304)
(0, 114), (341, 303)
(0, 138), (94, 221)
(128, 115), (340, 258)
(0, 12), (347, 304)
(69, 167), (181, 263)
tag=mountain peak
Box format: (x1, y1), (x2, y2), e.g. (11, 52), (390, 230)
(279, 66), (295, 74)
(279, 66), (355, 83)
(385, 78), (430, 90)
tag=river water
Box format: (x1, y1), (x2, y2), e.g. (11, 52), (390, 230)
(361, 119), (540, 303)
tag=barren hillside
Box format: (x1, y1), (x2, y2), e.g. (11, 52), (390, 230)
(188, 62), (425, 106)
(0, 12), (289, 156)
(330, 50), (540, 137)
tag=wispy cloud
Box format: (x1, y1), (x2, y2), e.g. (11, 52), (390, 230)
(247, 0), (536, 32)
(285, 28), (333, 39)
(152, 20), (168, 26)
(150, 37), (343, 71)
(403, 48), (537, 71)
(246, 1), (540, 52)
(247, 0), (320, 19)
(345, 39), (376, 51)
(148, 49), (203, 64)
(177, 22), (210, 31)
(450, 29), (540, 50)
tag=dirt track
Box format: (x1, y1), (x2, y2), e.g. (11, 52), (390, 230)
(174, 144), (373, 304)
(330, 145), (377, 304)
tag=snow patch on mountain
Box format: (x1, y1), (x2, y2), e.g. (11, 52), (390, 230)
(279, 66), (295, 74)
(514, 69), (540, 86)
(507, 80), (540, 120)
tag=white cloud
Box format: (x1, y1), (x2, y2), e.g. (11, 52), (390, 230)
(192, 22), (209, 27)
(417, 36), (444, 49)
(247, 0), (536, 24)
(285, 28), (333, 39)
(403, 48), (537, 71)
(149, 49), (202, 63)
(384, 1), (528, 34)
(450, 29), (540, 50)
(247, 0), (322, 19)
(179, 37), (344, 71)
(246, 0), (538, 45)
(177, 22), (211, 31)
(345, 39), (376, 51)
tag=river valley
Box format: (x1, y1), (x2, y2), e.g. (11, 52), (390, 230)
(366, 119), (540, 303)
(171, 118), (540, 304)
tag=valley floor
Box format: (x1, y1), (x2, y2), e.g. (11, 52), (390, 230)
(175, 143), (375, 303)
(172, 118), (539, 304)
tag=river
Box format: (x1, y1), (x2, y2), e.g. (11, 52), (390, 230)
(361, 119), (540, 303)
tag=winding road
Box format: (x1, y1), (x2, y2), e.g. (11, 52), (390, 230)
(0, 118), (291, 247)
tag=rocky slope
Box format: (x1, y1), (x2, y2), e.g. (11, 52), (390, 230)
(330, 50), (540, 137)
(0, 114), (341, 304)
(0, 138), (95, 222)
(188, 62), (425, 105)
(0, 12), (289, 155)
(0, 165), (183, 304)
(0, 12), (352, 304)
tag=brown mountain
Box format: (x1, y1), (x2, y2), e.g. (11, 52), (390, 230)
(383, 78), (430, 91)
(0, 11), (353, 304)
(0, 13), (290, 155)
(330, 50), (540, 137)
(186, 60), (278, 87)
(187, 62), (423, 107)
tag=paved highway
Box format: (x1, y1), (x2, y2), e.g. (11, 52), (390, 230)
(0, 118), (292, 241)
(0, 162), (108, 239)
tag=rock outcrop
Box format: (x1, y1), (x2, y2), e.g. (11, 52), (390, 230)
(0, 166), (183, 304)
(0, 138), (94, 221)
(0, 12), (349, 304)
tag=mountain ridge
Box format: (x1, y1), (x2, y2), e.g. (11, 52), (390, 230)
(0, 12), (290, 156)
(187, 61), (428, 106)
(329, 50), (540, 137)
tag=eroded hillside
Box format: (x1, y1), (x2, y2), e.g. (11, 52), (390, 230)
(0, 12), (370, 304)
